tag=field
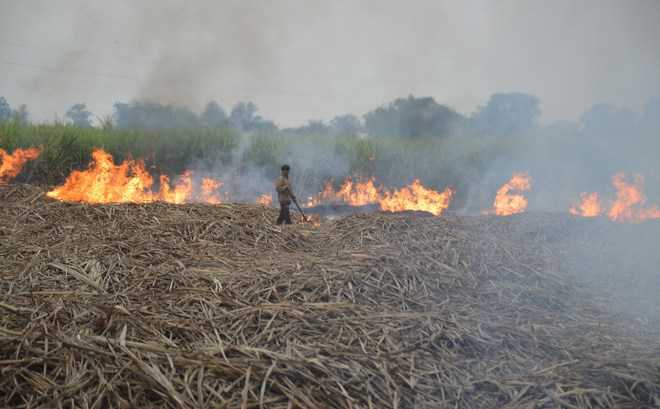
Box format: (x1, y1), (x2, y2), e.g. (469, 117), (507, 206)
(0, 122), (500, 205)
(1, 184), (659, 408)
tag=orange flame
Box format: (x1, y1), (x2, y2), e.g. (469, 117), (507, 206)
(158, 172), (194, 204)
(491, 172), (532, 216)
(608, 173), (660, 222)
(569, 192), (602, 217)
(307, 176), (454, 216)
(256, 194), (273, 206)
(307, 177), (380, 207)
(47, 149), (155, 203)
(0, 147), (41, 185)
(380, 180), (454, 216)
(304, 213), (322, 227)
(200, 177), (222, 204)
(46, 149), (223, 204)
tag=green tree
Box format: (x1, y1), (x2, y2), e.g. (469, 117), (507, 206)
(0, 97), (11, 122)
(364, 95), (463, 138)
(65, 103), (94, 128)
(202, 100), (228, 127)
(471, 93), (540, 136)
(12, 104), (29, 125)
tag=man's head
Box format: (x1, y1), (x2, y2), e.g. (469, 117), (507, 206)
(281, 164), (290, 177)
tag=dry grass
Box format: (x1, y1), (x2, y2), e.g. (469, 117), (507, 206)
(1, 184), (658, 408)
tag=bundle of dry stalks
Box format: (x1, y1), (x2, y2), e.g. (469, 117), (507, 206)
(1, 184), (658, 408)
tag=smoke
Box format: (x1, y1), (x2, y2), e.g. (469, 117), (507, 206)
(555, 219), (660, 333)
(129, 1), (284, 109)
(3, 1), (660, 126)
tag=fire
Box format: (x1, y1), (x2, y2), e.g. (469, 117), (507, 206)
(256, 194), (273, 207)
(46, 149), (223, 204)
(380, 179), (454, 216)
(307, 176), (454, 216)
(303, 213), (322, 227)
(491, 172), (532, 216)
(158, 172), (194, 204)
(0, 147), (41, 184)
(608, 173), (660, 222)
(47, 149), (155, 203)
(36, 147), (660, 223)
(200, 177), (222, 204)
(339, 178), (380, 206)
(306, 177), (380, 207)
(570, 192), (601, 217)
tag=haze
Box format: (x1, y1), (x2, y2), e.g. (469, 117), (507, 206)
(1, 0), (660, 126)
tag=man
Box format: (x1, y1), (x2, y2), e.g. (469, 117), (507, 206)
(275, 164), (296, 225)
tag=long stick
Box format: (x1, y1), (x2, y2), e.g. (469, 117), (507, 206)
(291, 198), (308, 222)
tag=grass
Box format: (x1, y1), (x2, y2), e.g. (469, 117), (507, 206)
(0, 121), (239, 185)
(0, 121), (508, 207)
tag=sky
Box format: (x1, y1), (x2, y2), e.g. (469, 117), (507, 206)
(1, 0), (660, 127)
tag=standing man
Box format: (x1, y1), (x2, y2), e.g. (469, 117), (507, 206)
(275, 164), (296, 225)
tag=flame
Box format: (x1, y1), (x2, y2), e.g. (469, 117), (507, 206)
(0, 147), (41, 184)
(307, 177), (380, 207)
(570, 192), (602, 217)
(37, 148), (660, 224)
(200, 177), (222, 204)
(608, 173), (660, 222)
(491, 172), (532, 216)
(256, 194), (273, 206)
(307, 176), (454, 216)
(47, 149), (155, 203)
(339, 178), (380, 206)
(307, 181), (334, 207)
(158, 172), (195, 204)
(380, 179), (454, 216)
(47, 149), (223, 204)
(303, 213), (322, 227)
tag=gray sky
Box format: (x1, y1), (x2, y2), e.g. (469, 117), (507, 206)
(1, 0), (660, 126)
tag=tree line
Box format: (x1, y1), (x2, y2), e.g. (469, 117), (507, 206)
(3, 92), (659, 144)
(0, 93), (545, 137)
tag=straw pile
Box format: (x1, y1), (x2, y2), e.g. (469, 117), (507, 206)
(1, 184), (658, 408)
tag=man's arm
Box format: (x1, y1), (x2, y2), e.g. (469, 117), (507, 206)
(275, 177), (288, 193)
(287, 180), (296, 200)
(276, 178), (295, 198)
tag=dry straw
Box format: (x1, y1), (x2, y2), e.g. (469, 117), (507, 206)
(1, 184), (658, 408)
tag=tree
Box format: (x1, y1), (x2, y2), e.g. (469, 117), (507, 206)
(12, 104), (29, 125)
(202, 101), (228, 127)
(229, 102), (258, 131)
(297, 120), (331, 135)
(113, 101), (200, 130)
(471, 93), (540, 136)
(330, 114), (362, 135)
(0, 97), (11, 122)
(65, 103), (94, 128)
(364, 95), (464, 138)
(229, 102), (276, 132)
(580, 103), (636, 138)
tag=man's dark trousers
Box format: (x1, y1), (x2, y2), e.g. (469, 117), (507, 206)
(277, 203), (292, 225)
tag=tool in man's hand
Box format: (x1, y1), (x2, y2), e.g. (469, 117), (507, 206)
(291, 197), (308, 222)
